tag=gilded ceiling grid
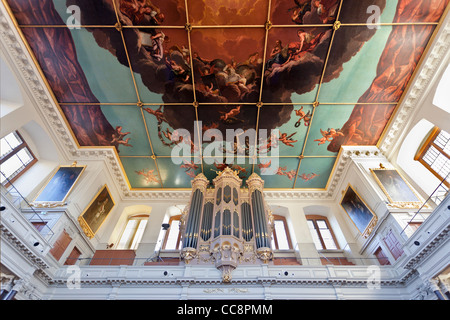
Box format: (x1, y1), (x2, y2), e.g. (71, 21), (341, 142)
(4, 0), (445, 190)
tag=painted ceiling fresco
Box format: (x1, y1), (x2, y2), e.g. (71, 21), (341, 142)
(5, 0), (449, 189)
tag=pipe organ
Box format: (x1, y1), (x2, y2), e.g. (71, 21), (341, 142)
(180, 168), (274, 282)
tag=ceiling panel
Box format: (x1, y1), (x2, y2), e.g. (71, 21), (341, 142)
(295, 156), (336, 189)
(120, 156), (161, 188)
(262, 26), (331, 104)
(157, 156), (201, 188)
(254, 156), (299, 188)
(339, 0), (448, 24)
(270, 0), (340, 26)
(302, 104), (355, 156)
(258, 105), (311, 157)
(187, 0), (270, 26)
(190, 27), (266, 104)
(99, 105), (153, 156)
(142, 104), (197, 157)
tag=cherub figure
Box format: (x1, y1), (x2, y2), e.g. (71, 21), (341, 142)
(219, 105), (242, 123)
(186, 170), (196, 178)
(279, 132), (298, 147)
(284, 169), (297, 180)
(135, 169), (159, 184)
(181, 160), (198, 172)
(258, 160), (272, 173)
(111, 126), (132, 147)
(275, 166), (296, 180)
(314, 128), (344, 145)
(180, 160), (198, 178)
(276, 166), (288, 176)
(294, 106), (312, 127)
(144, 105), (166, 123)
(214, 162), (228, 171)
(298, 173), (319, 181)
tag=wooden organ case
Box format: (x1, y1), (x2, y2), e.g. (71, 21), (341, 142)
(180, 167), (274, 282)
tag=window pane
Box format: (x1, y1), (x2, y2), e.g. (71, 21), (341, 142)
(317, 219), (338, 250)
(307, 220), (323, 250)
(1, 138), (13, 157)
(317, 220), (327, 229)
(165, 219), (181, 250)
(320, 229), (337, 250)
(117, 219), (138, 249)
(17, 148), (33, 164)
(1, 154), (24, 183)
(426, 146), (450, 181)
(1, 131), (36, 184)
(434, 130), (450, 154)
(273, 220), (290, 250)
(1, 132), (22, 157)
(130, 220), (148, 250)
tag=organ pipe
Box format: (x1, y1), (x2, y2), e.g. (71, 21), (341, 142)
(180, 169), (273, 281)
(182, 188), (203, 248)
(251, 189), (270, 248)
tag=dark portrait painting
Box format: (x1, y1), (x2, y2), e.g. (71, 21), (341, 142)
(340, 184), (377, 236)
(78, 185), (115, 239)
(33, 165), (85, 203)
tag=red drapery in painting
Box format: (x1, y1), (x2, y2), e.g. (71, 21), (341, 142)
(327, 0), (449, 152)
(9, 0), (117, 148)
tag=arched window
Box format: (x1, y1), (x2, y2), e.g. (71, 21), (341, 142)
(414, 126), (450, 188)
(117, 215), (149, 250)
(271, 215), (293, 250)
(306, 215), (339, 250)
(162, 214), (182, 250)
(0, 131), (37, 186)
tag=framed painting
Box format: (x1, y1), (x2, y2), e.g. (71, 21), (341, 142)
(78, 185), (115, 239)
(32, 163), (86, 205)
(370, 167), (422, 208)
(340, 184), (378, 239)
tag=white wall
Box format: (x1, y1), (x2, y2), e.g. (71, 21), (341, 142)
(388, 51), (450, 199)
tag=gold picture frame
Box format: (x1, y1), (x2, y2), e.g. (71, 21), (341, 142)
(32, 162), (86, 206)
(78, 184), (115, 239)
(340, 184), (378, 239)
(370, 166), (422, 208)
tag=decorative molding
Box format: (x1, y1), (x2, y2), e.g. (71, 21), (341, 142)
(48, 273), (405, 288)
(404, 224), (450, 270)
(1, 4), (448, 202)
(0, 225), (49, 270)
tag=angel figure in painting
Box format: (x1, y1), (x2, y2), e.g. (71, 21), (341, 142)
(298, 172), (319, 181)
(290, 0), (338, 25)
(314, 128), (343, 145)
(291, 0), (312, 24)
(180, 160), (199, 178)
(276, 166), (297, 180)
(214, 162), (229, 172)
(283, 29), (327, 66)
(144, 105), (167, 123)
(258, 160), (272, 173)
(294, 106), (312, 127)
(279, 132), (298, 147)
(284, 170), (297, 180)
(265, 40), (289, 71)
(219, 106), (243, 124)
(313, 0), (339, 23)
(111, 126), (132, 147)
(135, 169), (159, 184)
